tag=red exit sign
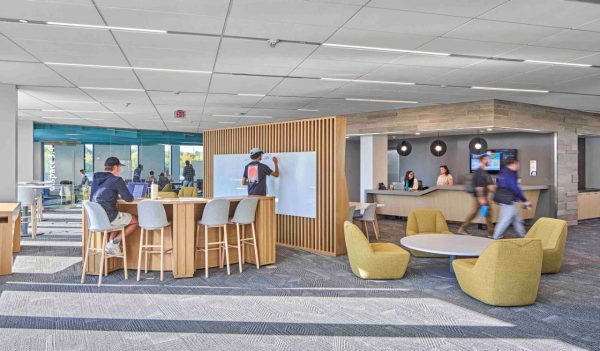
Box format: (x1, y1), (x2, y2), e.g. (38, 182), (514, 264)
(174, 110), (186, 119)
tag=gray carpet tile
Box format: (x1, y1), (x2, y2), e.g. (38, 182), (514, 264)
(1, 207), (599, 350)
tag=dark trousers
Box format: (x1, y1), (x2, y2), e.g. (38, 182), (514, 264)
(461, 197), (493, 234)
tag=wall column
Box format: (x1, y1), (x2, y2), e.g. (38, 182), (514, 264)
(18, 120), (34, 182)
(359, 135), (388, 203)
(556, 127), (579, 225)
(0, 84), (18, 202)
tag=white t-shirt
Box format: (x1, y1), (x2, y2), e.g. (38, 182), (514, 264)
(437, 174), (454, 186)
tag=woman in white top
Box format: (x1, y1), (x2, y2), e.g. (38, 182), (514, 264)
(403, 170), (419, 191)
(436, 165), (454, 186)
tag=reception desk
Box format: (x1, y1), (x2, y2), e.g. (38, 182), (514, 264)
(578, 190), (600, 220)
(82, 196), (276, 278)
(0, 203), (21, 276)
(366, 185), (548, 224)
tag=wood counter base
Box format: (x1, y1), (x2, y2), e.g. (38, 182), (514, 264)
(82, 197), (276, 278)
(0, 203), (21, 276)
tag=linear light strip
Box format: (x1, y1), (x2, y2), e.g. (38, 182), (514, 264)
(45, 62), (211, 74)
(46, 21), (166, 34)
(470, 86), (549, 93)
(42, 109), (135, 114)
(321, 78), (415, 86)
(345, 98), (418, 104)
(211, 114), (272, 119)
(237, 93), (266, 97)
(80, 87), (145, 92)
(322, 43), (450, 56)
(524, 60), (592, 68)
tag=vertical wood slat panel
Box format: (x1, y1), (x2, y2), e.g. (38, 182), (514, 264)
(203, 117), (347, 256)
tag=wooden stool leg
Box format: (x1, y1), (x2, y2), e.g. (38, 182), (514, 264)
(374, 218), (381, 240)
(204, 226), (209, 278)
(251, 222), (259, 269)
(144, 229), (150, 274)
(241, 224), (246, 265)
(160, 227), (165, 281)
(81, 230), (93, 284)
(372, 221), (379, 240)
(218, 227), (223, 268)
(236, 223), (242, 273)
(223, 225), (230, 275)
(363, 221), (370, 241)
(31, 205), (37, 239)
(122, 228), (128, 280)
(98, 231), (107, 287)
(137, 228), (144, 281)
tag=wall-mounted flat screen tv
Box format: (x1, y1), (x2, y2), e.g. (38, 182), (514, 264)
(470, 149), (518, 174)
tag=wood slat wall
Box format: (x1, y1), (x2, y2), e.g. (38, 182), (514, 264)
(203, 116), (349, 256)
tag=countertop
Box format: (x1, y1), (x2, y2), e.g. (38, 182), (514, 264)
(117, 195), (275, 204)
(366, 185), (549, 197)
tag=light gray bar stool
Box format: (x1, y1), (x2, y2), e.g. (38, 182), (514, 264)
(17, 187), (38, 239)
(347, 205), (356, 222)
(81, 201), (128, 286)
(353, 203), (380, 241)
(137, 200), (172, 281)
(227, 198), (260, 273)
(196, 198), (231, 278)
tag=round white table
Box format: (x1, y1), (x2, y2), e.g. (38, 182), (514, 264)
(400, 234), (493, 273)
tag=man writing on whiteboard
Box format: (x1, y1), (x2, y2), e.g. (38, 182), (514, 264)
(242, 147), (279, 196)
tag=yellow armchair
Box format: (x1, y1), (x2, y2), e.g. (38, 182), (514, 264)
(453, 239), (543, 306)
(525, 217), (568, 274)
(406, 209), (452, 257)
(179, 186), (198, 198)
(344, 221), (410, 280)
(160, 183), (172, 192)
(157, 191), (178, 199)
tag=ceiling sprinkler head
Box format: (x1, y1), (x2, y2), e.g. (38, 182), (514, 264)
(267, 38), (280, 48)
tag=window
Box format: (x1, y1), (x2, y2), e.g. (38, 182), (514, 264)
(164, 144), (171, 173)
(130, 145), (139, 169)
(43, 144), (56, 182)
(179, 145), (203, 180)
(84, 144), (93, 174)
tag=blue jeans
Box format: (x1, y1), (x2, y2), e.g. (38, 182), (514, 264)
(493, 203), (525, 239)
(182, 180), (194, 187)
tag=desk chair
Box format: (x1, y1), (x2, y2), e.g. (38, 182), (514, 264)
(228, 198), (260, 273)
(347, 205), (356, 222)
(179, 186), (198, 198)
(137, 200), (172, 281)
(81, 201), (128, 286)
(353, 203), (379, 241)
(17, 187), (37, 239)
(196, 199), (231, 278)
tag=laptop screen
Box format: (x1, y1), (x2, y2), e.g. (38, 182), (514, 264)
(127, 182), (148, 199)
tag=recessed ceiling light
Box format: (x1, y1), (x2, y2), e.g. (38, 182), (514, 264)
(18, 19), (28, 23)
(80, 87), (145, 92)
(42, 117), (80, 120)
(321, 78), (415, 86)
(45, 62), (211, 74)
(42, 109), (135, 114)
(44, 100), (99, 104)
(524, 60), (592, 68)
(237, 93), (266, 97)
(46, 21), (167, 34)
(486, 128), (493, 131)
(218, 121), (236, 124)
(322, 43), (450, 56)
(345, 98), (418, 104)
(211, 114), (272, 119)
(85, 118), (105, 121)
(471, 86), (549, 93)
(297, 108), (319, 112)
(415, 132), (421, 135)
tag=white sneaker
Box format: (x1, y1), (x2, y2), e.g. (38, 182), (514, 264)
(105, 241), (122, 256)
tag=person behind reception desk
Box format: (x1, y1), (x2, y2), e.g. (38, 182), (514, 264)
(402, 170), (419, 192)
(91, 157), (139, 256)
(436, 165), (454, 186)
(133, 164), (143, 183)
(458, 154), (494, 236)
(242, 147), (279, 196)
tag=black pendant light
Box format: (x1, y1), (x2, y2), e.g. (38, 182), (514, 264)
(469, 136), (488, 155)
(430, 139), (447, 157)
(397, 139), (412, 156)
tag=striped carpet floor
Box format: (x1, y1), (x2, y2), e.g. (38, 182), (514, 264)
(0, 207), (598, 350)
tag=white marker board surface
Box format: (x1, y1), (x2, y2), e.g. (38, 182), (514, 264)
(213, 152), (317, 218)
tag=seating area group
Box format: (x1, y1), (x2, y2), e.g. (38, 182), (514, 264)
(345, 208), (568, 307)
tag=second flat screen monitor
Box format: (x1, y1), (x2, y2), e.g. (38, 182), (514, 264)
(213, 152), (317, 218)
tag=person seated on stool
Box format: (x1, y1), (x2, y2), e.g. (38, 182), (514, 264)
(402, 170), (419, 191)
(91, 157), (139, 256)
(436, 165), (454, 186)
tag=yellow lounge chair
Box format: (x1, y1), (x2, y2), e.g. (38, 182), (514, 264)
(525, 217), (568, 274)
(406, 209), (453, 257)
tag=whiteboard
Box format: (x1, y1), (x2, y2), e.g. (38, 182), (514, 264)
(213, 152), (317, 218)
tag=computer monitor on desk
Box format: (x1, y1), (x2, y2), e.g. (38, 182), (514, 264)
(127, 182), (148, 199)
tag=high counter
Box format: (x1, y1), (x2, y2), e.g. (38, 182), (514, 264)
(82, 196), (276, 278)
(366, 185), (549, 224)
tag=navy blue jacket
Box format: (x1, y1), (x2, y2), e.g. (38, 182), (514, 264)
(90, 172), (133, 222)
(495, 168), (527, 204)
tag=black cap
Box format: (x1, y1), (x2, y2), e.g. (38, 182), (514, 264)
(104, 156), (125, 168)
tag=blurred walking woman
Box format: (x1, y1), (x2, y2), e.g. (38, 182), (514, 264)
(437, 165), (454, 186)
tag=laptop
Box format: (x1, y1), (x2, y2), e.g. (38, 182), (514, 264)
(127, 182), (148, 199)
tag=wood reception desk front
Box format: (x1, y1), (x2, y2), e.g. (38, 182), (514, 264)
(82, 196), (276, 279)
(366, 185), (549, 223)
